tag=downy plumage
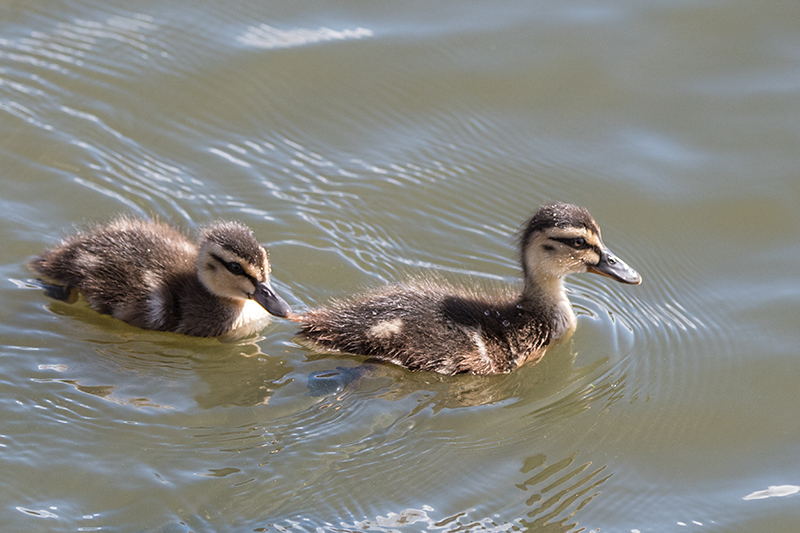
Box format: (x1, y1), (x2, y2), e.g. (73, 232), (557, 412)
(31, 216), (291, 337)
(294, 203), (641, 374)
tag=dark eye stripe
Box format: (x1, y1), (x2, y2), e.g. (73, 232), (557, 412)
(211, 253), (258, 285)
(550, 237), (602, 255)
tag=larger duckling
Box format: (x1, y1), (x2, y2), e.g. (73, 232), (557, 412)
(294, 203), (641, 375)
(30, 216), (291, 337)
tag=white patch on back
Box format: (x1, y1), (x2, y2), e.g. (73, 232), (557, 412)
(75, 251), (100, 269)
(147, 291), (167, 328)
(466, 326), (494, 373)
(368, 318), (403, 339)
(141, 271), (160, 290)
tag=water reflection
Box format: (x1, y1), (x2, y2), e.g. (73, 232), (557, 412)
(192, 345), (293, 409)
(516, 452), (610, 531)
(301, 342), (587, 411)
(300, 324), (622, 415)
(26, 316), (295, 410)
(265, 450), (611, 533)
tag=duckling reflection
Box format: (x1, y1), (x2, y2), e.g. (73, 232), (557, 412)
(30, 216), (291, 337)
(304, 333), (604, 409)
(294, 203), (641, 375)
(193, 342), (294, 408)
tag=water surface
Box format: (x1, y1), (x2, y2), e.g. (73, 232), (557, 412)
(2, 0), (800, 531)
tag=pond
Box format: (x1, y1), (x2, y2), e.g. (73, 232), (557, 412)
(2, 0), (799, 531)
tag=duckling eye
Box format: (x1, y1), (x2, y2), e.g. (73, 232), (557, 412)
(571, 238), (586, 249)
(226, 261), (245, 276)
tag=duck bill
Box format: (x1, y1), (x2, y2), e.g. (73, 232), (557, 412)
(587, 248), (642, 285)
(252, 281), (292, 318)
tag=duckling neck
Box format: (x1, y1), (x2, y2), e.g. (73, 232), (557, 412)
(522, 274), (576, 341)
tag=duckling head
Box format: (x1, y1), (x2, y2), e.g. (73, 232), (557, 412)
(196, 221), (292, 318)
(520, 203), (642, 298)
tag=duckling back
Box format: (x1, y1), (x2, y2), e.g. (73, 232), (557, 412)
(32, 217), (200, 328)
(297, 279), (552, 375)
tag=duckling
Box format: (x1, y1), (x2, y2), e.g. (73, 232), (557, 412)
(293, 203), (641, 375)
(30, 216), (291, 337)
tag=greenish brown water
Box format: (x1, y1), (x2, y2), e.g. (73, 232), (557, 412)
(2, 1), (800, 531)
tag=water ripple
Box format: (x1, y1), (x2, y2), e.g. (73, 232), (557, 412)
(237, 24), (373, 50)
(0, 11), (219, 221)
(259, 449), (612, 532)
(5, 2), (794, 531)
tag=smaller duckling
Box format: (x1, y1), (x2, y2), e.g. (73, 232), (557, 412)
(30, 216), (291, 337)
(293, 203), (641, 375)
